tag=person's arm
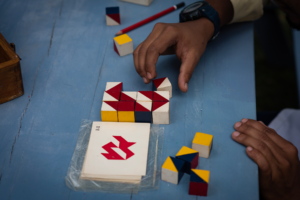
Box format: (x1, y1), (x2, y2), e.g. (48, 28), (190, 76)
(133, 0), (234, 92)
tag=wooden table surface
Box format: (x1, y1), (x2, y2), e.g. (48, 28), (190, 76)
(0, 0), (258, 199)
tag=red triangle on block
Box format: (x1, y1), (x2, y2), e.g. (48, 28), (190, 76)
(107, 82), (122, 92)
(139, 91), (153, 100)
(118, 101), (135, 111)
(107, 13), (120, 24)
(153, 77), (166, 89)
(153, 92), (168, 102)
(106, 90), (120, 101)
(121, 93), (135, 101)
(135, 102), (150, 112)
(114, 42), (120, 56)
(104, 101), (119, 110)
(152, 101), (168, 111)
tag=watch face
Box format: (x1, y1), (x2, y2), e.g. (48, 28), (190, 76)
(182, 2), (204, 14)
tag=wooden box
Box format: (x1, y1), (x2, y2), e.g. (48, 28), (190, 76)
(0, 33), (24, 104)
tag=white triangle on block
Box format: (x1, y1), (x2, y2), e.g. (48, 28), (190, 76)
(122, 91), (137, 100)
(105, 82), (121, 91)
(154, 91), (169, 100)
(114, 39), (133, 57)
(137, 102), (152, 111)
(103, 92), (118, 101)
(153, 102), (169, 112)
(106, 15), (120, 26)
(101, 102), (117, 111)
(158, 77), (171, 89)
(137, 92), (152, 102)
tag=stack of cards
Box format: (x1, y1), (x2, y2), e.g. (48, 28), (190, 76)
(80, 122), (151, 183)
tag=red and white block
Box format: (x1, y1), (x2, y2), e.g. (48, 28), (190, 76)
(105, 82), (123, 92)
(153, 77), (172, 98)
(152, 101), (169, 124)
(136, 91), (153, 102)
(120, 91), (137, 102)
(153, 91), (169, 102)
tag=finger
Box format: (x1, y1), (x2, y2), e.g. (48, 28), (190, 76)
(234, 121), (286, 163)
(177, 50), (201, 92)
(138, 23), (166, 83)
(144, 26), (178, 80)
(245, 146), (272, 185)
(241, 118), (292, 150)
(232, 131), (279, 175)
(133, 43), (144, 79)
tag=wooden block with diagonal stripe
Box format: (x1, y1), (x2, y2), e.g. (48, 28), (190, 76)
(152, 77), (172, 98)
(153, 91), (169, 102)
(161, 156), (185, 185)
(103, 91), (120, 101)
(135, 101), (152, 123)
(136, 91), (153, 102)
(152, 101), (169, 124)
(120, 91), (137, 102)
(105, 82), (123, 92)
(175, 146), (199, 174)
(106, 7), (120, 26)
(101, 101), (119, 122)
(189, 169), (210, 196)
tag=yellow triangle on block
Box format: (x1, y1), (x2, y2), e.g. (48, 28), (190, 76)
(192, 169), (210, 183)
(162, 157), (178, 172)
(114, 34), (132, 45)
(192, 132), (213, 146)
(176, 146), (198, 157)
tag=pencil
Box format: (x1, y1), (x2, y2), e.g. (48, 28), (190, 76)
(115, 2), (185, 36)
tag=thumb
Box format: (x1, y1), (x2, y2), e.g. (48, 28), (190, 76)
(178, 52), (200, 92)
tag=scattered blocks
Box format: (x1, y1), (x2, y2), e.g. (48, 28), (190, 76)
(135, 102), (152, 123)
(189, 169), (210, 196)
(120, 91), (137, 102)
(113, 34), (133, 57)
(153, 77), (172, 98)
(161, 156), (185, 185)
(192, 132), (213, 158)
(120, 0), (153, 6)
(152, 101), (169, 124)
(153, 91), (169, 102)
(176, 146), (199, 174)
(105, 82), (123, 92)
(136, 91), (153, 102)
(106, 7), (120, 26)
(101, 101), (119, 122)
(118, 101), (135, 122)
(103, 91), (120, 101)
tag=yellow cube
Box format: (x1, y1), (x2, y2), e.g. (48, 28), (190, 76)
(192, 132), (213, 158)
(101, 101), (118, 122)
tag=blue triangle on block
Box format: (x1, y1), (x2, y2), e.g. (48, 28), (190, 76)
(190, 170), (206, 183)
(176, 153), (198, 162)
(178, 171), (184, 183)
(170, 157), (185, 171)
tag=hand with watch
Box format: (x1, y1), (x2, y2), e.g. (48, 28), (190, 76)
(133, 0), (233, 92)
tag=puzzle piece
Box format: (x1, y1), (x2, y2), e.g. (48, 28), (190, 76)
(103, 91), (120, 101)
(101, 101), (119, 122)
(118, 101), (135, 122)
(136, 91), (153, 102)
(175, 146), (199, 174)
(153, 91), (169, 102)
(189, 169), (210, 196)
(113, 34), (133, 57)
(120, 91), (137, 102)
(152, 101), (169, 124)
(153, 77), (172, 98)
(161, 156), (185, 185)
(105, 82), (123, 92)
(106, 7), (120, 26)
(192, 132), (213, 158)
(135, 101), (152, 123)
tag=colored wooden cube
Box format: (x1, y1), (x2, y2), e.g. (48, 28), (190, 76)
(106, 7), (120, 26)
(105, 82), (123, 92)
(101, 101), (118, 122)
(153, 91), (169, 102)
(120, 0), (153, 6)
(153, 77), (172, 98)
(175, 146), (199, 174)
(135, 102), (152, 123)
(189, 169), (210, 196)
(120, 91), (137, 102)
(136, 91), (153, 102)
(152, 101), (169, 124)
(118, 101), (135, 122)
(161, 156), (185, 185)
(103, 91), (120, 101)
(192, 132), (213, 158)
(113, 34), (133, 57)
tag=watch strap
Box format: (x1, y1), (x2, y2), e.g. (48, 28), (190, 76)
(200, 2), (220, 39)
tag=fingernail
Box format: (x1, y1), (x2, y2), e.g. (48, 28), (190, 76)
(185, 83), (188, 91)
(242, 118), (248, 123)
(143, 77), (147, 83)
(233, 131), (240, 137)
(147, 72), (152, 79)
(247, 146), (253, 151)
(235, 122), (241, 127)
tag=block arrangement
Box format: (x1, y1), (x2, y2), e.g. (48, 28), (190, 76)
(113, 34), (133, 57)
(153, 77), (172, 98)
(192, 132), (213, 158)
(189, 169), (210, 196)
(100, 81), (171, 124)
(120, 0), (153, 6)
(176, 146), (199, 174)
(161, 156), (185, 185)
(106, 7), (120, 26)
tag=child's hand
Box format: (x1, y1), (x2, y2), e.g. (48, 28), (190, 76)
(232, 119), (300, 200)
(133, 18), (214, 92)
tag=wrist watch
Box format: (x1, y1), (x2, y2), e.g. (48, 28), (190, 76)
(179, 1), (220, 40)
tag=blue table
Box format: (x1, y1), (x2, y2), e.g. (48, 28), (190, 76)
(0, 0), (258, 199)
